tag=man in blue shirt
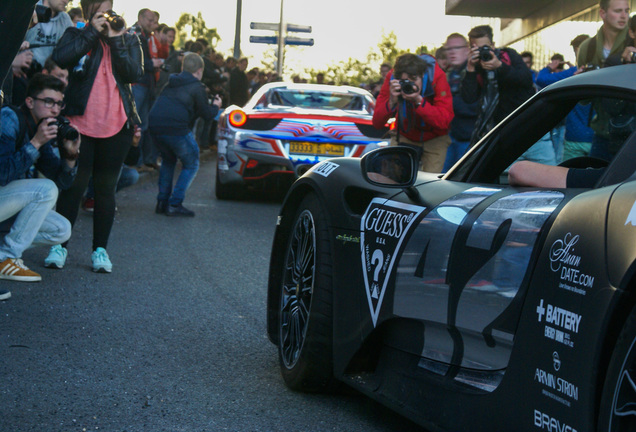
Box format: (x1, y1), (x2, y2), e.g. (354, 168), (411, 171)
(149, 53), (221, 216)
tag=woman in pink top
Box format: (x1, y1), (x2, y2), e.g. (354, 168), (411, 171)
(49, 0), (143, 273)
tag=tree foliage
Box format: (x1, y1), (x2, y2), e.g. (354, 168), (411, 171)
(300, 31), (436, 87)
(174, 12), (220, 48)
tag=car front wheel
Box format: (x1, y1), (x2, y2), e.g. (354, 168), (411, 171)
(598, 306), (636, 431)
(278, 193), (335, 392)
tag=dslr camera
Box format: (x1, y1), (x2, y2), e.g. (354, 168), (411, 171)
(478, 45), (494, 61)
(49, 117), (80, 144)
(35, 4), (52, 23)
(581, 64), (600, 72)
(399, 79), (418, 95)
(103, 10), (126, 31)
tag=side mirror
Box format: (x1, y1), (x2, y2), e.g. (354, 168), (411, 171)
(361, 146), (418, 187)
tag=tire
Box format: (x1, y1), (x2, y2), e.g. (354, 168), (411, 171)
(278, 193), (335, 392)
(598, 306), (636, 432)
(215, 168), (244, 200)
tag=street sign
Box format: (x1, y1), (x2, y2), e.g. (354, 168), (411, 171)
(250, 22), (279, 31)
(249, 36), (314, 46)
(250, 35), (278, 44)
(285, 36), (314, 46)
(286, 23), (312, 33)
(250, 22), (312, 33)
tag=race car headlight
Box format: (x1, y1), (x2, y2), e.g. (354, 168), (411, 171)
(228, 110), (248, 128)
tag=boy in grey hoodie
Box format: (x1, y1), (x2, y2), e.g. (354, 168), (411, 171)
(25, 0), (73, 69)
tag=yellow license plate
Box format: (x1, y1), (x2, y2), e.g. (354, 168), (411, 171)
(290, 142), (345, 156)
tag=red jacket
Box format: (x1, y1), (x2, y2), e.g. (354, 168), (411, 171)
(372, 61), (453, 143)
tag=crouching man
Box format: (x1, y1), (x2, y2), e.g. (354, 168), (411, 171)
(0, 73), (80, 282)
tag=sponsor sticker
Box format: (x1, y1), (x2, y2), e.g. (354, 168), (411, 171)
(534, 409), (578, 432)
(534, 367), (579, 407)
(361, 198), (426, 326)
(553, 351), (561, 372)
(335, 234), (360, 244)
(536, 299), (581, 348)
(549, 233), (594, 295)
(312, 161), (339, 177)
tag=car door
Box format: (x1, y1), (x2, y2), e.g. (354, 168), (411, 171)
(388, 183), (566, 376)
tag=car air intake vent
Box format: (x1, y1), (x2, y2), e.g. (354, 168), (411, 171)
(356, 123), (389, 139)
(343, 186), (383, 216)
(243, 118), (282, 131)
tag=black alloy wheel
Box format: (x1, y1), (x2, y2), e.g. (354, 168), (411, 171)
(278, 193), (335, 392)
(599, 306), (636, 431)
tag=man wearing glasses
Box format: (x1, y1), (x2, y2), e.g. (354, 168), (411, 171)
(442, 33), (479, 172)
(0, 73), (80, 283)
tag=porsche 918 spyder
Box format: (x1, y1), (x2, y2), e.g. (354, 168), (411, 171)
(215, 83), (389, 199)
(267, 65), (636, 431)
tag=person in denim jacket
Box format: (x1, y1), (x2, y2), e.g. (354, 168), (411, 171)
(0, 74), (79, 282)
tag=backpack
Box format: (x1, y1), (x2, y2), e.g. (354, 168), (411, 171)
(5, 105), (28, 151)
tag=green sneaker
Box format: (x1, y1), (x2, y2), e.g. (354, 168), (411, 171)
(44, 245), (68, 269)
(91, 247), (112, 273)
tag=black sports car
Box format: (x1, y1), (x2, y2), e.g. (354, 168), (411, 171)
(266, 65), (636, 431)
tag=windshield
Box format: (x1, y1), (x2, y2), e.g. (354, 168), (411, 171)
(453, 91), (636, 187)
(256, 88), (372, 114)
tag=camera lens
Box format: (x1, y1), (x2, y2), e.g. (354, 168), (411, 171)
(104, 10), (125, 31)
(55, 118), (80, 141)
(400, 79), (418, 95)
(478, 46), (493, 61)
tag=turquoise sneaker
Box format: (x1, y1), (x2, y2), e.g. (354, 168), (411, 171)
(91, 247), (112, 273)
(44, 245), (68, 269)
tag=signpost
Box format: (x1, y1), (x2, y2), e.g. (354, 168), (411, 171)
(249, 36), (315, 46)
(249, 0), (313, 75)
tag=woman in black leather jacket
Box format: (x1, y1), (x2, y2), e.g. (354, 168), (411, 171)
(47, 0), (143, 273)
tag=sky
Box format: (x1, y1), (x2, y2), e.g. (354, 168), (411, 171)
(108, 0), (478, 75)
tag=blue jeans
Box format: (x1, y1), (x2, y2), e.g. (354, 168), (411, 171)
(550, 125), (566, 164)
(0, 179), (71, 260)
(442, 137), (470, 172)
(153, 132), (200, 205)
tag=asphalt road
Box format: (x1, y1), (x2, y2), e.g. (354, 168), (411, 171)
(0, 152), (425, 432)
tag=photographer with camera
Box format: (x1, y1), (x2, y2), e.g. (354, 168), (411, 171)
(372, 53), (453, 173)
(0, 73), (79, 282)
(24, 0), (74, 72)
(461, 25), (535, 145)
(49, 0), (143, 273)
(148, 53), (222, 217)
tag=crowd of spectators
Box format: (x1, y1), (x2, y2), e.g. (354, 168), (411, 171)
(0, 0), (284, 300)
(370, 0), (634, 185)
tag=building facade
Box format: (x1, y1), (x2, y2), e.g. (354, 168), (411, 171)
(446, 0), (634, 66)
